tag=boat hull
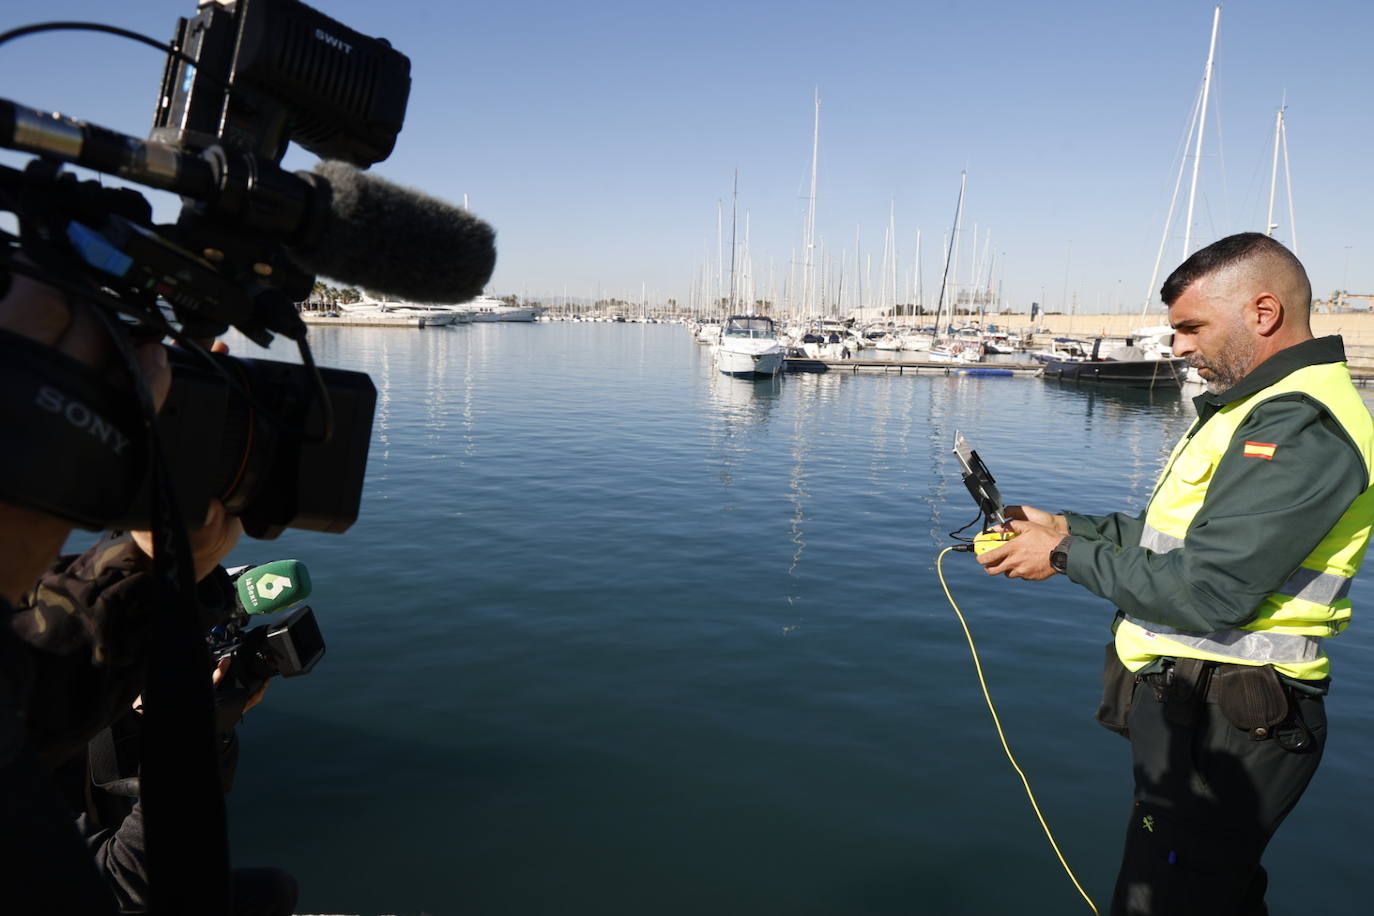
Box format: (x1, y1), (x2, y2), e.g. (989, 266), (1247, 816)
(471, 306), (543, 322)
(1040, 357), (1189, 389)
(715, 346), (783, 378)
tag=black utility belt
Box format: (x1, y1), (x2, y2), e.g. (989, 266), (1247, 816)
(1096, 642), (1318, 749)
(1142, 657), (1306, 743)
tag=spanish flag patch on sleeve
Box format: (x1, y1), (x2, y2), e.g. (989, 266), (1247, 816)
(1244, 441), (1277, 460)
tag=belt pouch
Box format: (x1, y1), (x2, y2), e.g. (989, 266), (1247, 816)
(1162, 657), (1210, 727)
(1213, 663), (1290, 740)
(1095, 641), (1136, 738)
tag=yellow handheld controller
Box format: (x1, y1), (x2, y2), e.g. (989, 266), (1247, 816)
(973, 530), (1017, 555)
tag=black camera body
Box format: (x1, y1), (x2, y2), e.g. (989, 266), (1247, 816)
(211, 604), (325, 688)
(0, 0), (415, 537)
(148, 350), (377, 538)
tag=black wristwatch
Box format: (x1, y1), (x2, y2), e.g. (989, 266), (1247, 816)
(1049, 535), (1073, 574)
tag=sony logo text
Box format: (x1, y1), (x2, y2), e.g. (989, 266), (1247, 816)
(35, 387), (131, 456)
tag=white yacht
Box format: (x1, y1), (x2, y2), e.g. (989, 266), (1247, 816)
(465, 296), (546, 322)
(713, 315), (784, 378)
(311, 300), (456, 327)
(370, 300), (477, 326)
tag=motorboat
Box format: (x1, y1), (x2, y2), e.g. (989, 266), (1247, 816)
(307, 301), (456, 327)
(979, 324), (1018, 354)
(791, 318), (863, 359)
(1030, 337), (1093, 363)
(465, 296), (546, 322)
(897, 327), (936, 351)
(927, 326), (986, 362)
(713, 315), (784, 378)
(369, 301), (476, 326)
(1039, 335), (1189, 389)
(693, 321), (723, 344)
(926, 339), (985, 363)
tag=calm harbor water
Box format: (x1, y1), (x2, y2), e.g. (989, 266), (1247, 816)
(210, 323), (1374, 915)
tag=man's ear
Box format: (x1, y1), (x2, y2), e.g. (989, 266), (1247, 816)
(1253, 292), (1283, 336)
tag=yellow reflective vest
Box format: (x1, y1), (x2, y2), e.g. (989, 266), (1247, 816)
(1116, 361), (1374, 681)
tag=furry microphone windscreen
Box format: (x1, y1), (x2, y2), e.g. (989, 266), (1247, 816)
(291, 161), (497, 304)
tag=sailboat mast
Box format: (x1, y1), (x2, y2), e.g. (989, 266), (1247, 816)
(933, 171), (966, 338)
(802, 89), (818, 318)
(716, 200), (723, 314)
(1281, 117), (1298, 253)
(914, 228), (923, 314)
(802, 90), (820, 318)
(853, 224), (862, 316)
(1183, 4), (1221, 258)
(729, 170), (738, 310)
(1266, 104), (1283, 237)
(888, 201), (898, 317)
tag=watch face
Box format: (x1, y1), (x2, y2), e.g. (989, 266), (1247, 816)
(1050, 540), (1070, 573)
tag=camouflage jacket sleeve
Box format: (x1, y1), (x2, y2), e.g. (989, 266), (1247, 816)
(6, 533), (160, 766)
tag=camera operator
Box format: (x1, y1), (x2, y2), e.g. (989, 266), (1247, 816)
(0, 271), (171, 912)
(3, 271), (300, 916)
(3, 4), (495, 910)
(53, 574), (299, 916)
(24, 491), (300, 915)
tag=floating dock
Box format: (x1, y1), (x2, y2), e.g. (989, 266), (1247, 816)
(784, 357), (1374, 387)
(784, 357), (1041, 376)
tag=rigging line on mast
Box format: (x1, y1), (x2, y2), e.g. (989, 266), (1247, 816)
(1280, 112), (1298, 255)
(1183, 3), (1221, 259)
(1210, 68), (1232, 237)
(1266, 104), (1284, 238)
(1141, 75), (1206, 316)
(933, 172), (966, 338)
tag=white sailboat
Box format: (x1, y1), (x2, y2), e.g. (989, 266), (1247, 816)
(926, 171), (982, 363)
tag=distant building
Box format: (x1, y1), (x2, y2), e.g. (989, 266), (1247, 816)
(1313, 292), (1374, 313)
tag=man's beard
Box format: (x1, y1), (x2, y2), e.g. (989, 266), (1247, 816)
(1190, 327), (1256, 394)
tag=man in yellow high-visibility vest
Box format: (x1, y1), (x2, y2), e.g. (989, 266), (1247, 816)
(979, 233), (1374, 915)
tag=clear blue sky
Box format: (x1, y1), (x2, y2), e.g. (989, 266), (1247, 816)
(3, 0), (1372, 312)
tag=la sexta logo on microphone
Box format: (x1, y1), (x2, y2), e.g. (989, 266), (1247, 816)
(254, 573), (294, 601)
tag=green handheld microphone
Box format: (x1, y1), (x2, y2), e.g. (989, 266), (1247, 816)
(233, 559), (312, 616)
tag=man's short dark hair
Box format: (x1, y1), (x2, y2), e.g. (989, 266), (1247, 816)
(1161, 232), (1311, 309)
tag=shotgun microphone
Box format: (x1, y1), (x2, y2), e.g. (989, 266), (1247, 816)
(1, 101), (496, 306)
(288, 161), (497, 305)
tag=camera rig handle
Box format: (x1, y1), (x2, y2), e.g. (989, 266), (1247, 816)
(1, 101), (324, 342)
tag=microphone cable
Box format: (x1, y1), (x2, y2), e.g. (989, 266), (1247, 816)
(0, 22), (228, 92)
(935, 545), (1099, 914)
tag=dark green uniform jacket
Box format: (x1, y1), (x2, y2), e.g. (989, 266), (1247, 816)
(1059, 336), (1367, 666)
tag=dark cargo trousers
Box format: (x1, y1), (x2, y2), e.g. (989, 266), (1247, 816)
(1109, 678), (1325, 916)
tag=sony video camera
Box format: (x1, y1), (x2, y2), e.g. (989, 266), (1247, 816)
(0, 0), (416, 537)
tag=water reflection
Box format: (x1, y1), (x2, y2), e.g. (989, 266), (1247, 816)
(705, 372), (781, 498)
(707, 371), (783, 422)
(1039, 382), (1198, 507)
(1041, 377), (1187, 408)
(784, 395), (811, 619)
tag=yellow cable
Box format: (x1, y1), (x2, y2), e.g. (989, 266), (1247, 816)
(935, 546), (1100, 915)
